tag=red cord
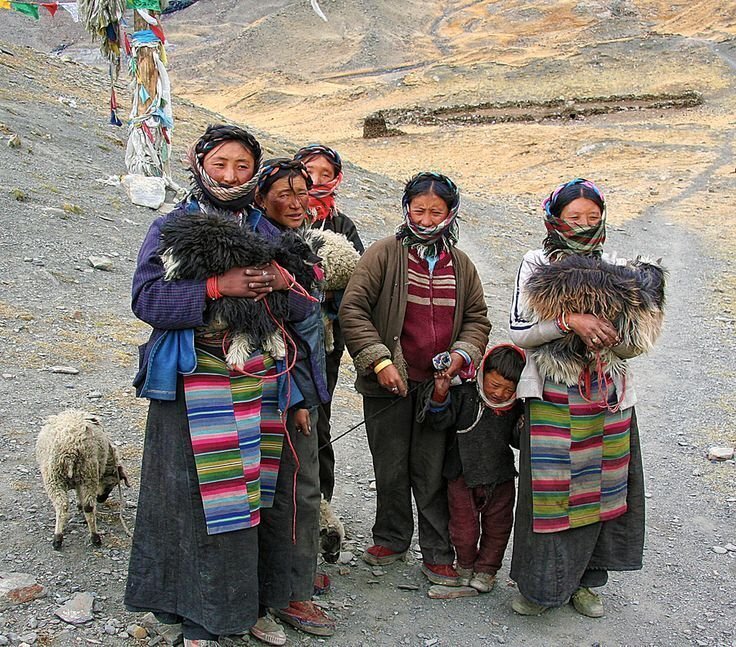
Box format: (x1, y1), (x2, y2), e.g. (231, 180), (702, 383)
(577, 351), (625, 414)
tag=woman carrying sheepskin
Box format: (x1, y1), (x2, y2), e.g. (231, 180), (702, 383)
(509, 178), (665, 618)
(293, 144), (364, 503)
(125, 126), (317, 647)
(340, 172), (490, 587)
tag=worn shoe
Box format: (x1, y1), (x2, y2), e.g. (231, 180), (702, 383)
(313, 571), (331, 596)
(421, 562), (461, 586)
(571, 587), (604, 618)
(469, 571), (496, 593)
(249, 615), (286, 646)
(273, 600), (336, 636)
(362, 544), (407, 566)
(455, 566), (473, 587)
(511, 593), (549, 616)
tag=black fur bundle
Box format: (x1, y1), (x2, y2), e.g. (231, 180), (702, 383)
(524, 254), (666, 385)
(159, 210), (317, 364)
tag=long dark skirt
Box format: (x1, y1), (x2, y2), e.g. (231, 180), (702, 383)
(124, 380), (259, 636)
(510, 403), (645, 608)
(259, 407), (320, 608)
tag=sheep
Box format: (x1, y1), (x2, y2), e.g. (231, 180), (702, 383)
(319, 497), (345, 564)
(35, 409), (129, 550)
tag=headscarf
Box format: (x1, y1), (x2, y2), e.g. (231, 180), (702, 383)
(293, 144), (344, 222)
(475, 344), (526, 413)
(255, 158), (313, 198)
(542, 178), (606, 261)
(186, 124), (263, 211)
(395, 172), (460, 259)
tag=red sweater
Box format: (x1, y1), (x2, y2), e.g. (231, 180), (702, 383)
(401, 250), (457, 381)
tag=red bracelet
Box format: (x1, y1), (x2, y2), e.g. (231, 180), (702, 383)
(206, 276), (222, 300)
(556, 312), (571, 334)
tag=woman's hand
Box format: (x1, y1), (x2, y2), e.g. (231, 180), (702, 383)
(376, 363), (408, 397)
(445, 351), (466, 379)
(293, 408), (311, 436)
(217, 265), (276, 300)
(567, 313), (619, 350)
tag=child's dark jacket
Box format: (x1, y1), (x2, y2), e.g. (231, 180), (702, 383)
(428, 381), (522, 488)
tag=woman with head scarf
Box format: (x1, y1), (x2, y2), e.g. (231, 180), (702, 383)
(293, 144), (364, 504)
(125, 127), (319, 647)
(244, 158), (336, 640)
(509, 178), (665, 618)
(339, 172), (491, 586)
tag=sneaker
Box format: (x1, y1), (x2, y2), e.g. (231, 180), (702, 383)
(249, 615), (286, 646)
(455, 566), (473, 587)
(469, 572), (496, 593)
(313, 571), (331, 596)
(571, 586), (604, 618)
(362, 544), (407, 566)
(421, 562), (461, 587)
(511, 593), (549, 616)
(273, 600), (336, 636)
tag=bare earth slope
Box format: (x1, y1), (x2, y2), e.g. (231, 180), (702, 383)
(0, 2), (735, 645)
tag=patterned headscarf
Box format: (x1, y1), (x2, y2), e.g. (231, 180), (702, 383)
(396, 172), (461, 259)
(186, 124), (263, 211)
(293, 144), (344, 222)
(255, 158), (313, 197)
(542, 178), (606, 261)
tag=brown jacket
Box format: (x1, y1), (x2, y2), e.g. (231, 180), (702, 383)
(339, 236), (491, 397)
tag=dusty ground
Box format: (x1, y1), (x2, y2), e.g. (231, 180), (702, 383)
(0, 1), (735, 645)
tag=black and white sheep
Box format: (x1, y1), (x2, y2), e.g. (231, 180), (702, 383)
(36, 409), (129, 550)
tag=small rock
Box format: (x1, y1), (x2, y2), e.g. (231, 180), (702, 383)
(371, 568), (386, 576)
(19, 633), (37, 645)
(0, 635), (8, 646)
(103, 624), (117, 635)
(7, 134), (21, 148)
(427, 585), (478, 599)
(724, 543), (736, 552)
(369, 481), (377, 491)
(397, 584), (419, 591)
(126, 624), (147, 639)
(337, 551), (354, 564)
(338, 566), (350, 576)
(86, 391), (103, 400)
(707, 446), (735, 461)
(47, 366), (79, 375)
(712, 546), (728, 554)
(88, 256), (114, 272)
(157, 624), (182, 645)
(54, 591), (95, 624)
(122, 174), (167, 210)
(0, 573), (46, 610)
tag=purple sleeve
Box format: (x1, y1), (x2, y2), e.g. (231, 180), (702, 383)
(287, 291), (318, 323)
(131, 215), (207, 330)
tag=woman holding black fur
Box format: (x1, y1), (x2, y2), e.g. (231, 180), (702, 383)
(125, 127), (318, 647)
(509, 178), (665, 618)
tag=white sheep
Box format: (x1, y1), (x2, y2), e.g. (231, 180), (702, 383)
(319, 497), (345, 563)
(35, 409), (129, 550)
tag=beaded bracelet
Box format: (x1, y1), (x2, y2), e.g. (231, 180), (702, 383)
(206, 276), (222, 300)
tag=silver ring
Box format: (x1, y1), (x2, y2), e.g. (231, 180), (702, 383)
(592, 337), (600, 344)
(262, 269), (267, 276)
(391, 387), (399, 393)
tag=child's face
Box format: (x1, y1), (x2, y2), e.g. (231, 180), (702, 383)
(482, 369), (517, 404)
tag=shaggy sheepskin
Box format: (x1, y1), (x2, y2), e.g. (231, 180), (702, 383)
(302, 229), (361, 352)
(319, 497), (345, 563)
(159, 210), (317, 366)
(524, 255), (666, 385)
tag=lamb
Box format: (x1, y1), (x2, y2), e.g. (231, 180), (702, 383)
(319, 497), (345, 564)
(36, 409), (130, 550)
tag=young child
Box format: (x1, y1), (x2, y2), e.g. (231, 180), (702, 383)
(429, 344), (525, 593)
